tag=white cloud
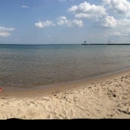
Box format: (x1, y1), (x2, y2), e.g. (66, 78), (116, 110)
(103, 0), (130, 16)
(57, 16), (68, 25)
(68, 1), (118, 29)
(103, 0), (112, 5)
(22, 5), (29, 9)
(113, 31), (121, 36)
(0, 26), (15, 31)
(111, 31), (129, 37)
(102, 17), (130, 37)
(99, 16), (117, 28)
(115, 18), (130, 36)
(96, 17), (130, 37)
(35, 21), (55, 28)
(0, 26), (15, 37)
(72, 20), (83, 27)
(68, 2), (106, 19)
(0, 32), (10, 37)
(57, 16), (83, 27)
(118, 18), (130, 26)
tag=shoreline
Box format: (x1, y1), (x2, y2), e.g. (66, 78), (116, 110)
(1, 67), (130, 98)
(0, 68), (130, 119)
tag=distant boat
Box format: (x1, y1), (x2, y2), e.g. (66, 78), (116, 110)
(82, 41), (87, 45)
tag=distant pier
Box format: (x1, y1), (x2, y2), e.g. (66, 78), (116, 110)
(82, 43), (130, 45)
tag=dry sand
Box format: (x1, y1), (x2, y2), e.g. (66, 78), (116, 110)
(0, 70), (130, 119)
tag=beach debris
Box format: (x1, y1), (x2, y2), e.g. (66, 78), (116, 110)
(0, 87), (2, 92)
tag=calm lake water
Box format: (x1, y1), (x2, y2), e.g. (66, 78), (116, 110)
(0, 44), (130, 89)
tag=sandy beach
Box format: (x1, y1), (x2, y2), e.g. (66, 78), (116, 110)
(0, 69), (130, 119)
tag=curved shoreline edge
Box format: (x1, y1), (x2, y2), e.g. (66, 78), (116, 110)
(1, 67), (130, 98)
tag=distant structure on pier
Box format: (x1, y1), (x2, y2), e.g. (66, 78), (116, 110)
(82, 41), (87, 45)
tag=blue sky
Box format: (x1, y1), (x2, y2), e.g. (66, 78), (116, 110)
(0, 0), (130, 44)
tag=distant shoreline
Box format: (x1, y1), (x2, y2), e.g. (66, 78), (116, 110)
(1, 43), (130, 45)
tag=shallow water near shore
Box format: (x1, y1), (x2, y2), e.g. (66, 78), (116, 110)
(0, 44), (130, 89)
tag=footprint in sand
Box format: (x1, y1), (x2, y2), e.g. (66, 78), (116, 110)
(17, 109), (22, 113)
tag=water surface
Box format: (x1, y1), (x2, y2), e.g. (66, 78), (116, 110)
(0, 44), (130, 89)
